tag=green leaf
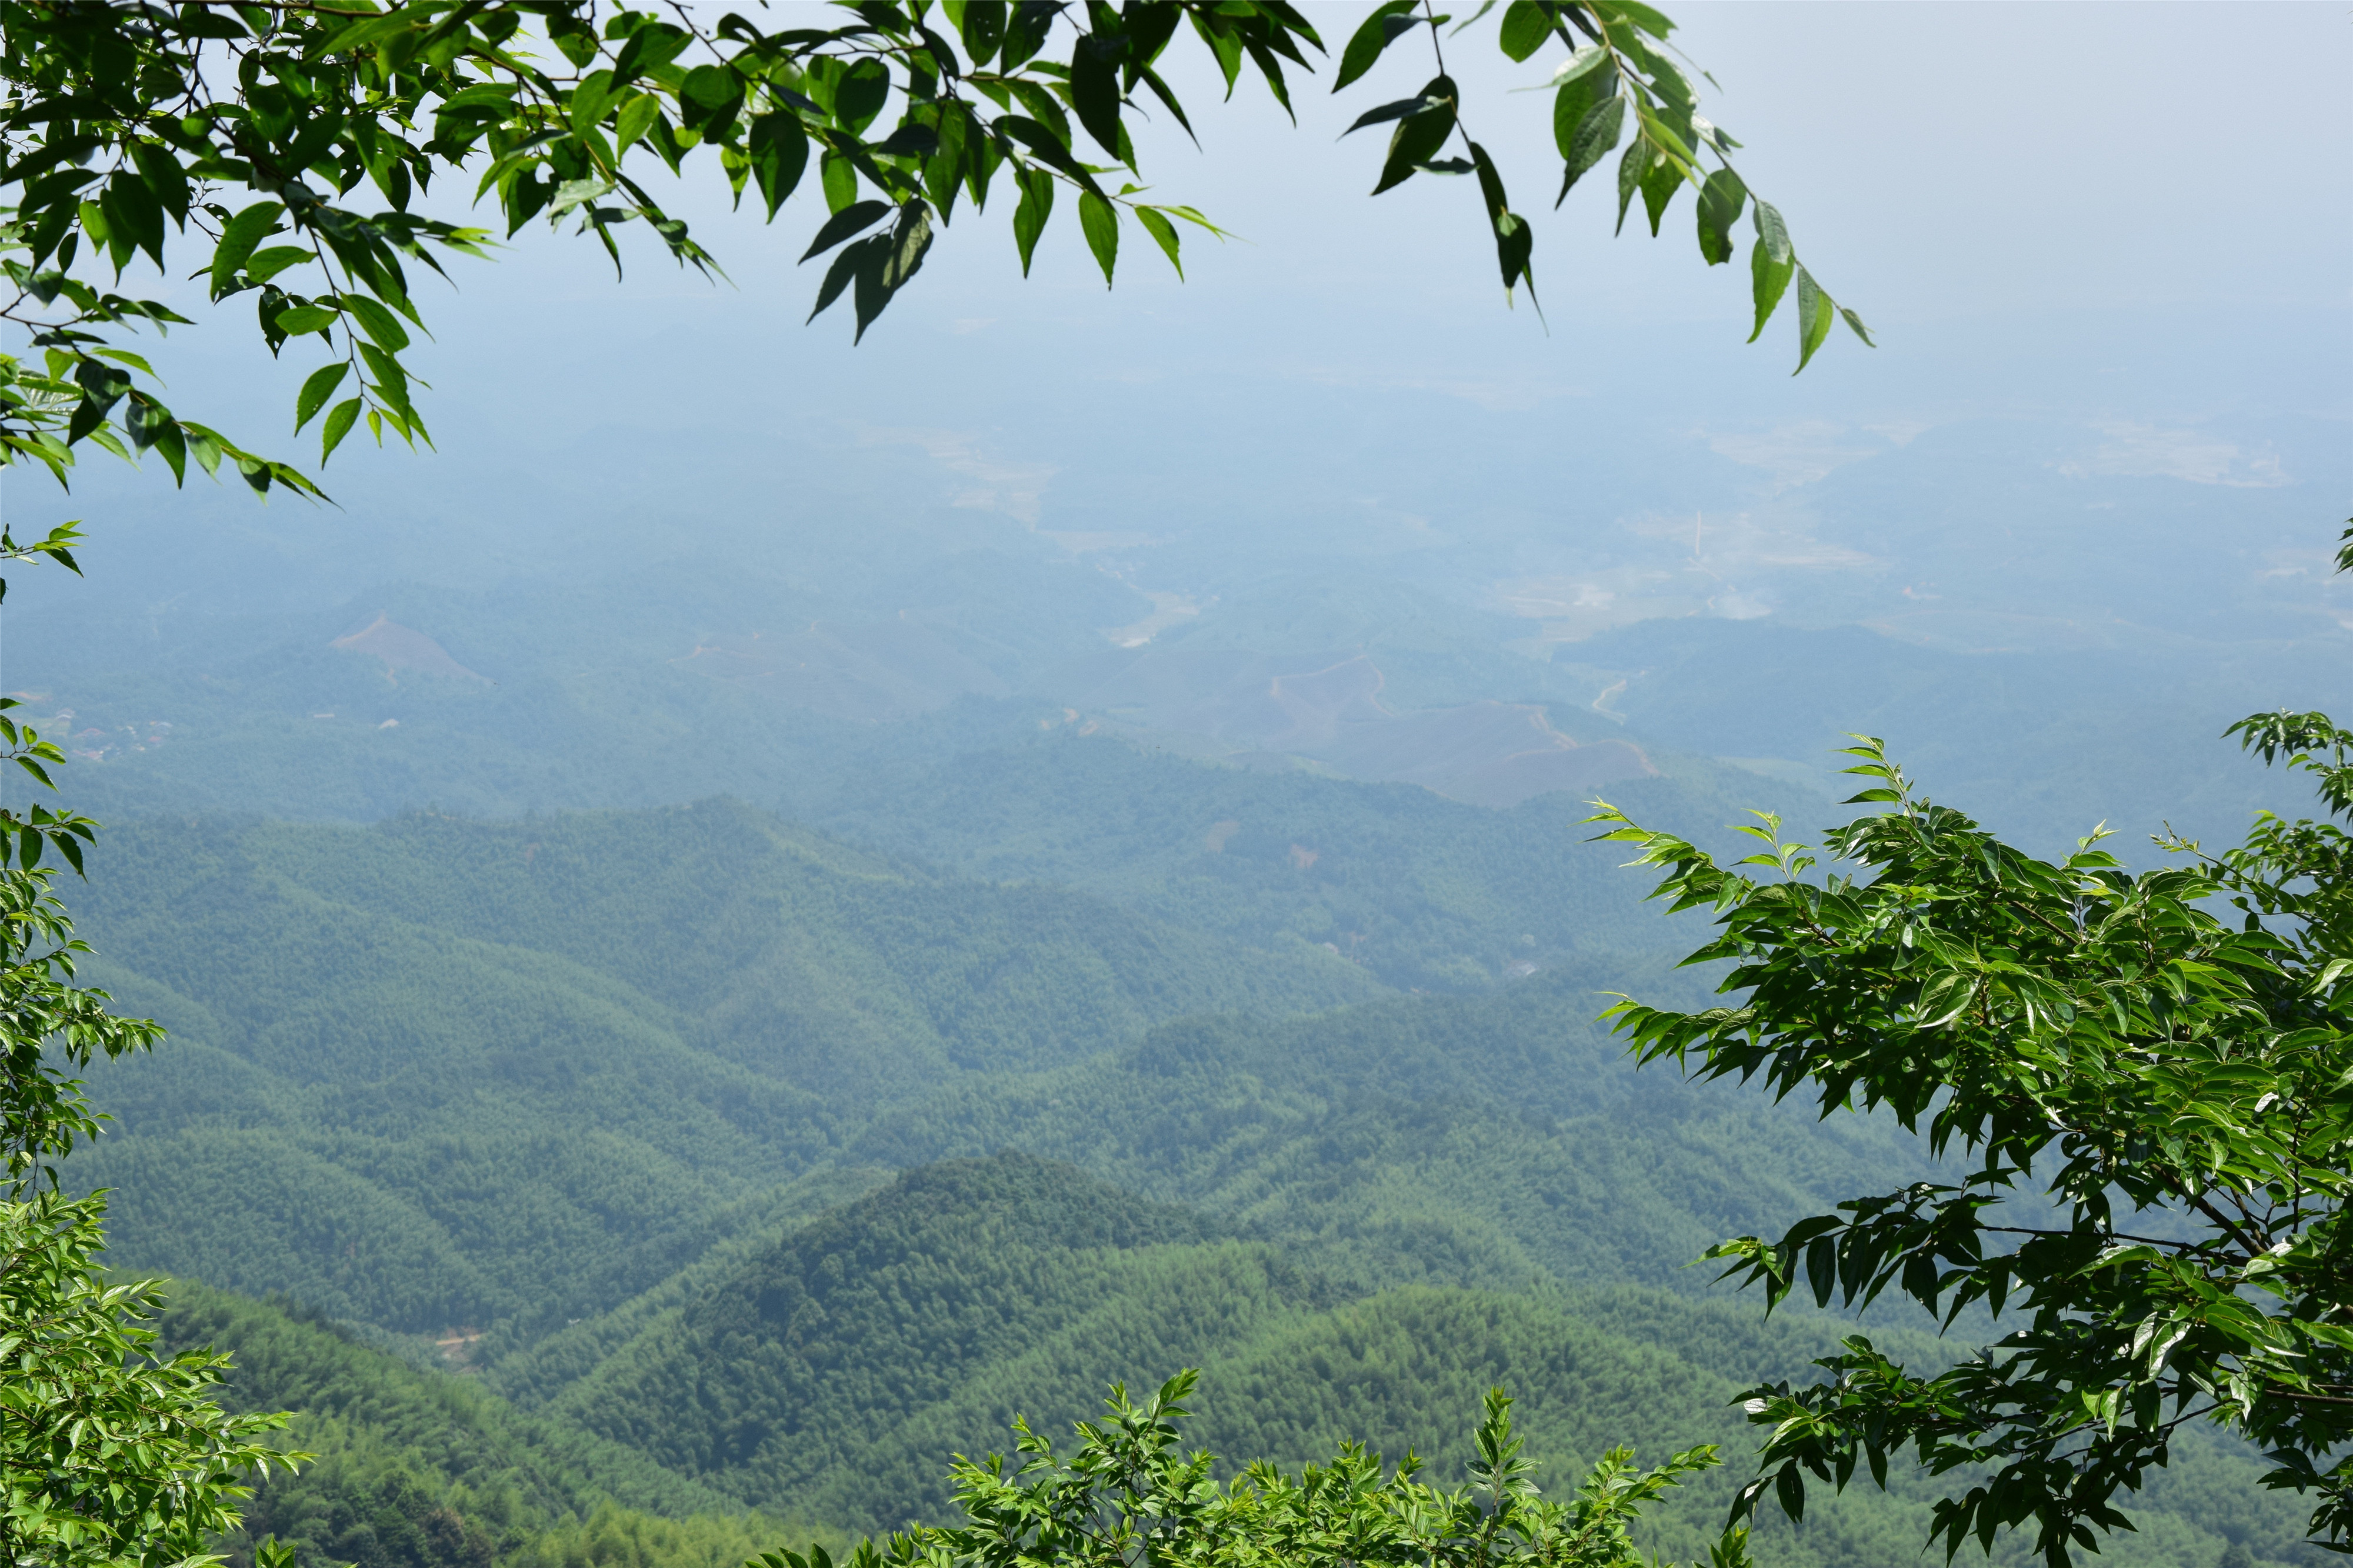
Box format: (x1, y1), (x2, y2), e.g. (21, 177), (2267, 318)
(319, 397), (362, 463)
(801, 201), (893, 262)
(835, 58), (891, 135)
(335, 293), (411, 352)
(1746, 201), (1794, 342)
(1638, 148), (1682, 235)
(1135, 207), (1182, 278)
(1078, 191), (1119, 287)
(1792, 265), (1834, 373)
(883, 203), (933, 294)
(1556, 95), (1623, 204)
(1071, 34), (1125, 162)
(807, 237), (871, 322)
(1469, 141), (1534, 301)
(1373, 76), (1458, 195)
(821, 153), (859, 214)
(242, 246), (315, 285)
(209, 201), (284, 298)
(273, 304), (339, 338)
(615, 94), (661, 158)
(1839, 305), (1876, 348)
(1551, 56), (1615, 158)
(1595, 0), (1675, 38)
(956, 0), (1006, 66)
(749, 114), (812, 220)
(1613, 138), (1647, 235)
(849, 206), (935, 342)
(1334, 1), (1419, 91)
(1012, 166), (1055, 275)
(151, 419), (188, 486)
(294, 363), (349, 432)
(1001, 0), (1054, 70)
(1498, 0), (1555, 62)
(1695, 168), (1745, 265)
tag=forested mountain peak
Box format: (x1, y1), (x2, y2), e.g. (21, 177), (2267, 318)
(692, 1154), (1228, 1355)
(549, 1155), (1295, 1509)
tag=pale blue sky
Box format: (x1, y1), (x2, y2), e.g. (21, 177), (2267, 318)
(9, 3), (2348, 606)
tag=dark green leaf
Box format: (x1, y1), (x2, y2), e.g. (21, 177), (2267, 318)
(1695, 167), (1745, 265)
(1012, 166), (1054, 275)
(749, 114), (812, 219)
(1373, 76), (1458, 195)
(1071, 35), (1125, 162)
(1498, 1), (1555, 62)
(1551, 56), (1614, 158)
(835, 59), (891, 135)
(1638, 151), (1682, 236)
(1078, 190), (1118, 286)
(1343, 94), (1440, 136)
(871, 122), (941, 158)
(801, 200), (893, 262)
(1001, 0), (1055, 70)
(1333, 1), (1418, 92)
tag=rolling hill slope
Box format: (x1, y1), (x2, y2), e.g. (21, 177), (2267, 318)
(511, 1156), (2314, 1564)
(68, 800), (1378, 1337)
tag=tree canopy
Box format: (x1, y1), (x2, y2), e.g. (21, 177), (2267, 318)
(1, 0), (1868, 503)
(1588, 524), (2353, 1567)
(0, 823), (303, 1564)
(755, 1373), (1754, 1568)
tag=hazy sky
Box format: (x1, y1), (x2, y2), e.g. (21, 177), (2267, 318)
(8, 2), (2348, 608)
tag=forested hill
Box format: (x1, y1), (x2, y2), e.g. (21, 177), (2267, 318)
(156, 1282), (832, 1568)
(73, 768), (2323, 1566)
(164, 1156), (2299, 1566)
(65, 800), (1377, 1337)
(67, 784), (1921, 1353)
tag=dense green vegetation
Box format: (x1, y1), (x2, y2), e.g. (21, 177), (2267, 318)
(155, 1280), (839, 1568)
(65, 799), (1376, 1336)
(391, 1156), (2321, 1564)
(66, 758), (2333, 1566)
(66, 798), (1930, 1349)
(1595, 715), (2353, 1559)
(145, 1159), (2318, 1567)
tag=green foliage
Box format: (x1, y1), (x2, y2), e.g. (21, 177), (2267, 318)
(64, 800), (1376, 1335)
(761, 1373), (1748, 1568)
(0, 835), (294, 1563)
(153, 1279), (832, 1568)
(0, 0), (1864, 501)
(1590, 715), (2353, 1563)
(516, 1153), (2312, 1564)
(0, 1193), (295, 1566)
